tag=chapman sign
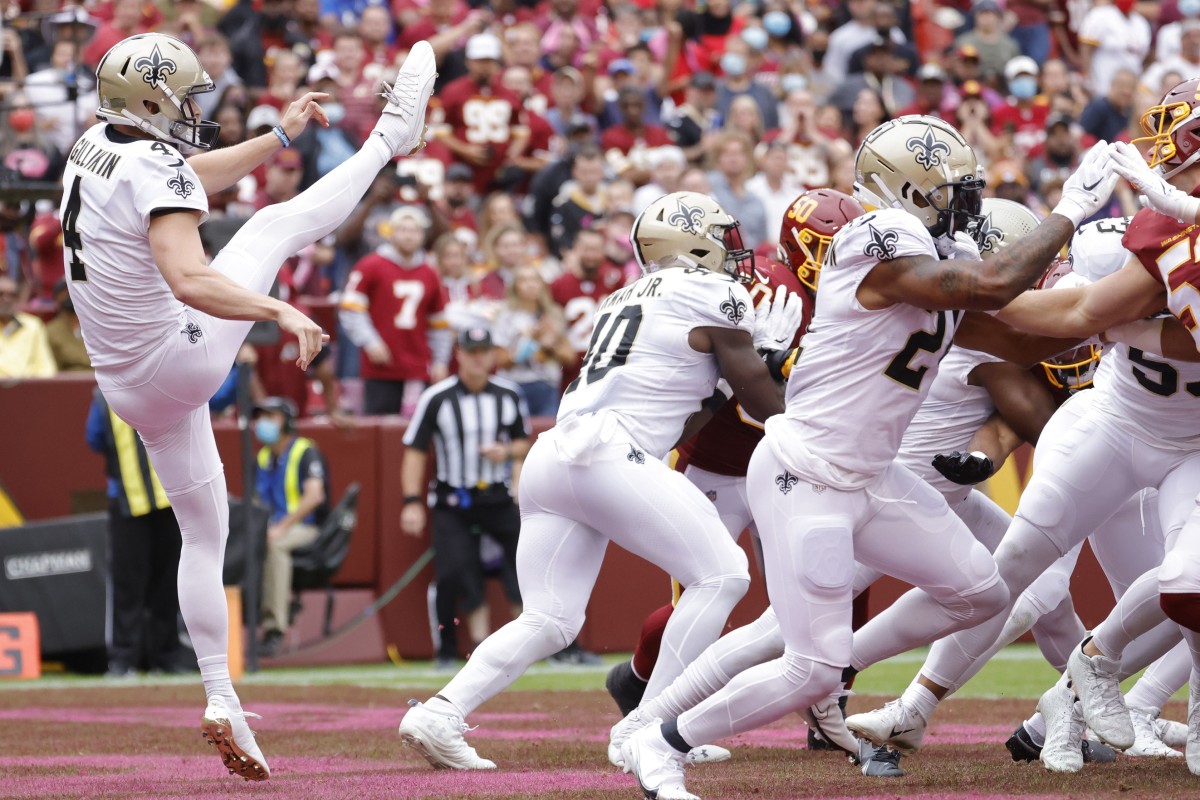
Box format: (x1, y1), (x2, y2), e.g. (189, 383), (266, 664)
(4, 548), (93, 580)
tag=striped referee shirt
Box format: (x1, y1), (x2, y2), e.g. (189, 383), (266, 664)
(403, 376), (532, 489)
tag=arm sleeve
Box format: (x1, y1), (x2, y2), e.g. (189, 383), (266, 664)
(402, 387), (440, 449)
(339, 307), (386, 348)
(686, 275), (758, 336)
(427, 326), (453, 367)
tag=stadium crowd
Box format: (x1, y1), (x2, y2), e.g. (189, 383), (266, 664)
(0, 0), (1176, 414)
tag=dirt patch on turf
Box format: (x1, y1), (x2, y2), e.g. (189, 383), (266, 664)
(0, 687), (1192, 799)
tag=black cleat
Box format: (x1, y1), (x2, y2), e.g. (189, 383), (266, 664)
(1005, 721), (1117, 764)
(605, 660), (648, 716)
(859, 741), (905, 777)
(1006, 723), (1041, 762)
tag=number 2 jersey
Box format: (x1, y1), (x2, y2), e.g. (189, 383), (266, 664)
(61, 123), (209, 372)
(765, 208), (960, 489)
(549, 267), (755, 463)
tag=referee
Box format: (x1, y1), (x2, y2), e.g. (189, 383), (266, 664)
(400, 327), (531, 667)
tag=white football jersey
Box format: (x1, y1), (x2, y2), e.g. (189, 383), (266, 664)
(1071, 218), (1200, 444)
(766, 208), (961, 488)
(553, 267), (755, 460)
(61, 123), (209, 371)
(898, 346), (1002, 494)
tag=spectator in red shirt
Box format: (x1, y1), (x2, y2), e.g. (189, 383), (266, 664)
(83, 0), (147, 68)
(433, 33), (525, 194)
(433, 163), (480, 236)
(601, 86), (672, 186)
(339, 206), (452, 416)
(254, 149), (305, 210)
(359, 4), (399, 67)
(549, 226), (626, 393)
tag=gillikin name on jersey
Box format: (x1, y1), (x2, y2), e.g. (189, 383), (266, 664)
(600, 276), (663, 311)
(67, 138), (122, 180)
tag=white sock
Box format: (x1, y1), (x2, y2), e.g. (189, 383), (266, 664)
(1025, 712), (1046, 747)
(900, 682), (939, 722)
(198, 655), (239, 710)
(424, 695), (463, 719)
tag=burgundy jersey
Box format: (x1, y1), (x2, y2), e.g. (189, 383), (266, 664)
(676, 259), (812, 477)
(341, 253), (447, 382)
(434, 76), (522, 193)
(1124, 192), (1200, 349)
(550, 263), (628, 393)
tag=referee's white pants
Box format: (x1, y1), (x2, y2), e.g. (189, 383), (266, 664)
(94, 136), (393, 665)
(437, 435), (750, 717)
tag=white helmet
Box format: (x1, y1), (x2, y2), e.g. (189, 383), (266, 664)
(95, 33), (220, 149)
(853, 115), (984, 240)
(972, 198), (1041, 257)
(630, 191), (754, 283)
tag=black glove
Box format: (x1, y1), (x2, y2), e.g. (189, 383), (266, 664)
(932, 450), (994, 486)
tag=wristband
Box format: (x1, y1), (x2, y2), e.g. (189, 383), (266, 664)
(402, 495), (424, 506)
(272, 125), (291, 148)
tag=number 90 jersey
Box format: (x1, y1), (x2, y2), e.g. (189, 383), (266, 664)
(554, 267), (755, 461)
(765, 208), (961, 489)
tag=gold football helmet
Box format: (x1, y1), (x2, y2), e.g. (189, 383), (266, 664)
(95, 33), (220, 149)
(630, 191), (754, 283)
(854, 115), (984, 239)
(971, 198), (1040, 258)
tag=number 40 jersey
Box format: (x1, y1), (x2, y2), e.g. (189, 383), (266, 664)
(766, 208), (962, 489)
(553, 266), (755, 462)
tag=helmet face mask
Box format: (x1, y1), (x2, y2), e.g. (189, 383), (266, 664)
(96, 34), (220, 150)
(854, 115), (984, 241)
(631, 191), (755, 283)
(1132, 78), (1200, 178)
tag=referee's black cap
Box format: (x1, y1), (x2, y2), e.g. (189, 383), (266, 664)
(458, 327), (493, 350)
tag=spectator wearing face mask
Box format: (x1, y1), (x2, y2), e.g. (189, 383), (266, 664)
(715, 37), (779, 131)
(992, 56), (1049, 156)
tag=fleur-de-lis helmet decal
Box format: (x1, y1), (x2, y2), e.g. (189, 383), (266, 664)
(905, 125), (952, 170)
(667, 200), (706, 235)
(134, 44), (178, 87)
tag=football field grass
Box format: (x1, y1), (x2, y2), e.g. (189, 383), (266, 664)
(0, 645), (1193, 799)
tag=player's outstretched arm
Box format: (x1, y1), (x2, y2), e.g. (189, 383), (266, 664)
(187, 92), (329, 194)
(953, 311), (1082, 366)
(994, 259), (1166, 338)
(1105, 315), (1200, 362)
(697, 326), (785, 424)
(149, 211), (327, 368)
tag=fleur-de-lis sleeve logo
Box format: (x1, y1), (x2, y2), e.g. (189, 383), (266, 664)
(168, 171), (195, 199)
(863, 224), (899, 261)
(720, 287), (747, 325)
(905, 126), (952, 169)
(668, 201), (705, 234)
(134, 44), (178, 86)
(775, 470), (798, 494)
(974, 213), (1003, 254)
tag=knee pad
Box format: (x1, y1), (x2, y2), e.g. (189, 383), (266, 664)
(935, 572), (1009, 623)
(1014, 481), (1076, 553)
(1159, 550), (1200, 593)
(779, 649), (841, 695)
(519, 608), (581, 652)
(1160, 592), (1200, 633)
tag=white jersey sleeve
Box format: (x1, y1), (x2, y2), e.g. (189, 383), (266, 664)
(128, 143), (209, 227)
(551, 268), (754, 461)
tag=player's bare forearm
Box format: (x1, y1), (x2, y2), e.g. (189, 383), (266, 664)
(706, 328), (784, 423)
(188, 132), (283, 194)
(400, 447), (428, 497)
(996, 261), (1166, 337)
(965, 413), (1023, 466)
(954, 311), (1083, 366)
(971, 360), (1057, 444)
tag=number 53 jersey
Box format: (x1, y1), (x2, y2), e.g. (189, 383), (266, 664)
(551, 267), (755, 463)
(766, 208), (962, 489)
(1124, 196), (1200, 351)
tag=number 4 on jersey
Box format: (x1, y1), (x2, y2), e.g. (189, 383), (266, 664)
(62, 175), (87, 281)
(565, 305), (643, 393)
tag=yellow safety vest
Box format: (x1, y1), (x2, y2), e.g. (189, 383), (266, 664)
(257, 437), (315, 515)
(109, 408), (170, 516)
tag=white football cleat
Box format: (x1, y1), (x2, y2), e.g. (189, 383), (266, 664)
(1127, 707), (1182, 757)
(1156, 715), (1189, 749)
(621, 722), (700, 800)
(1188, 675), (1200, 776)
(846, 699), (927, 754)
(375, 40), (437, 156)
(201, 695), (270, 781)
(609, 708), (649, 767)
(684, 744), (731, 765)
(1038, 675), (1084, 773)
(1068, 642), (1134, 751)
(398, 700), (496, 770)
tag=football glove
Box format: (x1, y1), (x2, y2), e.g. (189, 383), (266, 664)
(752, 285), (804, 352)
(1110, 140), (1200, 224)
(935, 230), (982, 261)
(1052, 140), (1119, 227)
(932, 450), (994, 485)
